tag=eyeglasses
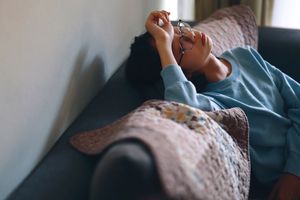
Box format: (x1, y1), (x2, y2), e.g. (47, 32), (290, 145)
(177, 19), (194, 65)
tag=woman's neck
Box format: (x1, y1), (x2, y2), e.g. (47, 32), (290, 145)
(202, 54), (232, 83)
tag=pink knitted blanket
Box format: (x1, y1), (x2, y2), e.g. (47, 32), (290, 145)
(70, 100), (250, 200)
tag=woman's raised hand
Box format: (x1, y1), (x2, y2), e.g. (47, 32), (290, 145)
(145, 10), (174, 50)
(145, 10), (177, 68)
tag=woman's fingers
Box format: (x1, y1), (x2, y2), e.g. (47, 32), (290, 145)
(145, 10), (174, 46)
(149, 10), (170, 25)
(161, 10), (170, 22)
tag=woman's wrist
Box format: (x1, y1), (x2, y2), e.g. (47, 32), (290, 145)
(156, 44), (177, 68)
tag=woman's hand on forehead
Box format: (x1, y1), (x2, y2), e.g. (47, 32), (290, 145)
(145, 10), (174, 45)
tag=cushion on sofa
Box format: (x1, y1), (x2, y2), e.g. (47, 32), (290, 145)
(193, 5), (258, 56)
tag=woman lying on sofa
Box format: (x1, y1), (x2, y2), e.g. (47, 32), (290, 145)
(124, 10), (300, 200)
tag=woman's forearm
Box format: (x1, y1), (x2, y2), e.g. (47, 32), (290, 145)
(156, 44), (177, 68)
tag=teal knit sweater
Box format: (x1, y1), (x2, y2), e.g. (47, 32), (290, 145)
(161, 46), (300, 185)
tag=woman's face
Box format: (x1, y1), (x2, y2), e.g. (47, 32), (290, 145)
(172, 27), (213, 76)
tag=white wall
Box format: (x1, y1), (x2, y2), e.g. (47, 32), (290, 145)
(272, 0), (300, 29)
(145, 0), (195, 21)
(178, 0), (195, 20)
(0, 0), (149, 199)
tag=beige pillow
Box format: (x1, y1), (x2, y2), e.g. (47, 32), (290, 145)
(193, 5), (258, 56)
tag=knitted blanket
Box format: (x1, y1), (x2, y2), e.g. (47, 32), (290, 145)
(70, 100), (250, 200)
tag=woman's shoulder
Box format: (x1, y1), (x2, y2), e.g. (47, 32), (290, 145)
(225, 46), (258, 55)
(222, 46), (272, 75)
(222, 46), (264, 62)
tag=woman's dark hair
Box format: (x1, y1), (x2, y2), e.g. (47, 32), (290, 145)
(125, 32), (162, 86)
(125, 31), (208, 92)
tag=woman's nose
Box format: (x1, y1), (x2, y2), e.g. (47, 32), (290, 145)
(193, 30), (204, 43)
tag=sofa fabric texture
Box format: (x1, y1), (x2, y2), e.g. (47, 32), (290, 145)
(193, 5), (258, 56)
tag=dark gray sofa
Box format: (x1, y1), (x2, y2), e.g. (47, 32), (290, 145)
(7, 26), (300, 200)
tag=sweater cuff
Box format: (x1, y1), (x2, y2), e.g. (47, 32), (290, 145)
(284, 152), (300, 178)
(160, 64), (188, 87)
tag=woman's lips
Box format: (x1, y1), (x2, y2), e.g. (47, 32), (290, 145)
(201, 33), (206, 46)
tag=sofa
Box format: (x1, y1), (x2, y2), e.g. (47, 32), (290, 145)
(7, 11), (300, 200)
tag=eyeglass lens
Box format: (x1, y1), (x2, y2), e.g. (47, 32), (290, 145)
(178, 21), (192, 35)
(178, 20), (193, 51)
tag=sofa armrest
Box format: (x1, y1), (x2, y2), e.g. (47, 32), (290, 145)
(258, 26), (300, 82)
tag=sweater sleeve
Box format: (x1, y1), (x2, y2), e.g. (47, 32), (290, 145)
(267, 61), (300, 178)
(160, 64), (222, 111)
